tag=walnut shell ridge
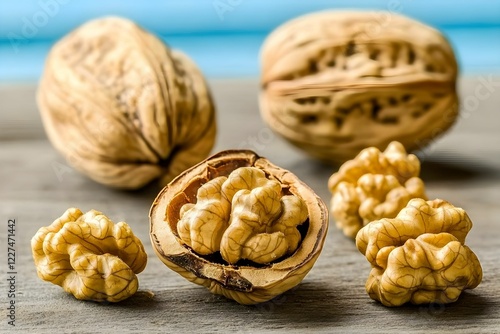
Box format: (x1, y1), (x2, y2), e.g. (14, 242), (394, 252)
(37, 17), (216, 189)
(260, 11), (458, 163)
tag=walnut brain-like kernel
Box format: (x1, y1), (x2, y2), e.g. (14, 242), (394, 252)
(260, 11), (458, 163)
(31, 208), (147, 302)
(150, 150), (328, 305)
(37, 17), (216, 189)
(356, 198), (482, 307)
(328, 141), (427, 238)
(178, 167), (307, 264)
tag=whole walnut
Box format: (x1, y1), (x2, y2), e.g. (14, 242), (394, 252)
(38, 17), (216, 189)
(260, 11), (458, 163)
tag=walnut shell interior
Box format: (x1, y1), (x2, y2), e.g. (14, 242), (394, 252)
(149, 150), (328, 304)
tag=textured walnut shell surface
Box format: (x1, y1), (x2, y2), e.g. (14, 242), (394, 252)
(260, 11), (458, 163)
(38, 17), (216, 189)
(149, 150), (328, 305)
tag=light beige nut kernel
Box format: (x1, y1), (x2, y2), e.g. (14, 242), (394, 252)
(150, 150), (328, 304)
(329, 141), (427, 238)
(178, 167), (308, 265)
(37, 17), (216, 189)
(31, 208), (147, 302)
(260, 10), (458, 163)
(177, 177), (229, 255)
(356, 198), (482, 307)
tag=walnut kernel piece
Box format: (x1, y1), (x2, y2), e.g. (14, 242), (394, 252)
(37, 17), (216, 189)
(178, 167), (308, 265)
(260, 11), (458, 163)
(150, 150), (328, 305)
(356, 198), (483, 307)
(328, 141), (427, 238)
(31, 208), (147, 302)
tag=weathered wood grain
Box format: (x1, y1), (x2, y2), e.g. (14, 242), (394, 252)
(0, 78), (499, 333)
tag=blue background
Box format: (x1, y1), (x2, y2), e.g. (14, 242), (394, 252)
(1, 0), (499, 82)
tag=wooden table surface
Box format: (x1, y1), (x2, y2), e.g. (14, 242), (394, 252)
(1, 78), (499, 333)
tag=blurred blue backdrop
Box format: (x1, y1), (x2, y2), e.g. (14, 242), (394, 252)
(0, 0), (499, 82)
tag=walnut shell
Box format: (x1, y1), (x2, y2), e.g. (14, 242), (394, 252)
(37, 17), (216, 189)
(149, 150), (328, 305)
(260, 11), (458, 163)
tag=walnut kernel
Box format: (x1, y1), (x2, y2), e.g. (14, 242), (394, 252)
(356, 198), (482, 306)
(31, 208), (147, 302)
(329, 141), (427, 238)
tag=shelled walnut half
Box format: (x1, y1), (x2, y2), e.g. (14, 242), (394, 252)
(31, 208), (147, 302)
(328, 141), (427, 239)
(150, 150), (328, 305)
(356, 198), (482, 307)
(260, 11), (458, 163)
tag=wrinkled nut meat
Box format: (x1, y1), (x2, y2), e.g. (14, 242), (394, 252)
(150, 150), (328, 304)
(31, 208), (147, 302)
(356, 198), (482, 307)
(328, 141), (427, 239)
(37, 17), (216, 189)
(178, 167), (308, 264)
(260, 11), (458, 163)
